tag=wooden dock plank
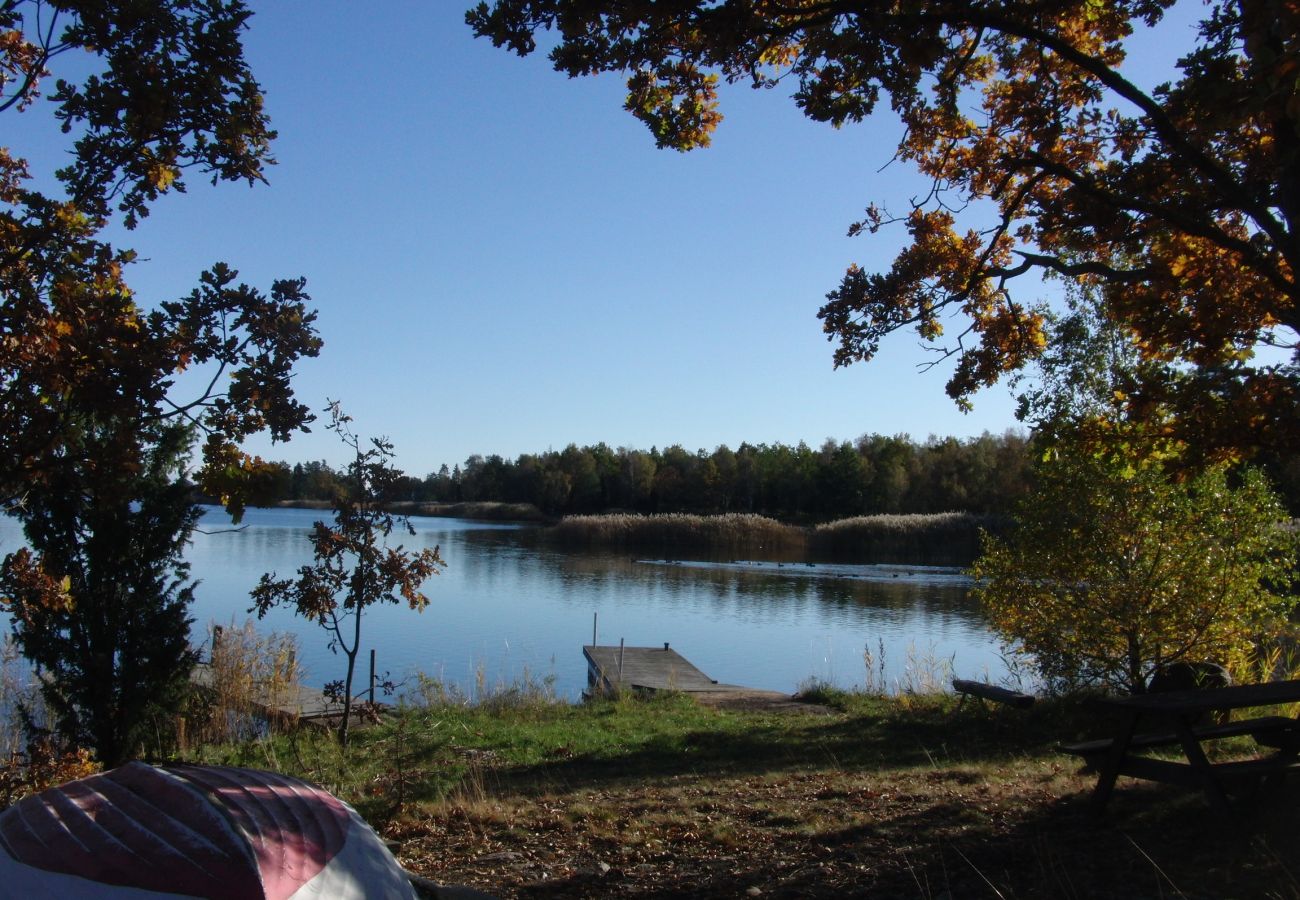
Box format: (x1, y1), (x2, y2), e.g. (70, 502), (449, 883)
(581, 644), (827, 713)
(584, 645), (723, 693)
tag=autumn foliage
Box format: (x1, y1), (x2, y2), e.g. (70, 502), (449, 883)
(972, 449), (1297, 694)
(0, 1), (321, 510)
(253, 405), (446, 747)
(469, 0), (1300, 457)
(1, 3), (320, 762)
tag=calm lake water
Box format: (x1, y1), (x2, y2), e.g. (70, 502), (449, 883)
(3, 506), (1011, 700)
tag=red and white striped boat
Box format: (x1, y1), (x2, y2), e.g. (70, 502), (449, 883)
(0, 762), (416, 899)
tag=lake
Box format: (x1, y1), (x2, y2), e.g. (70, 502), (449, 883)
(3, 506), (1012, 700)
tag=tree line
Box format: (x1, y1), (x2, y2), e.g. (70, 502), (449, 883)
(261, 431), (1034, 521)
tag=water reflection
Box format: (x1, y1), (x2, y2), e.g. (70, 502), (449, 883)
(5, 507), (1010, 700)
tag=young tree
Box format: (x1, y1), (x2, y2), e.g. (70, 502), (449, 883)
(0, 269), (318, 763)
(252, 406), (446, 746)
(972, 447), (1297, 694)
(468, 0), (1299, 458)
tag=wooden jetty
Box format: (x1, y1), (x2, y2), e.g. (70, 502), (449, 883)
(584, 643), (720, 694)
(583, 643), (801, 708)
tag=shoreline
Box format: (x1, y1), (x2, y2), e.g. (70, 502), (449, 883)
(269, 499), (551, 524)
(245, 504), (1002, 566)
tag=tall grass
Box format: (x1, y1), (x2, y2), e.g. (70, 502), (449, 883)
(186, 620), (304, 748)
(550, 510), (1004, 564)
(811, 512), (1008, 565)
(401, 662), (561, 714)
(550, 512), (803, 554)
(861, 637), (956, 698)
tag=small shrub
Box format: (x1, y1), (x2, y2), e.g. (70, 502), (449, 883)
(794, 678), (853, 710)
(0, 638), (94, 810)
(0, 738), (98, 810)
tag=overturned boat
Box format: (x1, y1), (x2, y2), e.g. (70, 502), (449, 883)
(0, 762), (415, 899)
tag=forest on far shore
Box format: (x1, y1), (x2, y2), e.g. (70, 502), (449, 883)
(252, 430), (1300, 523)
(256, 432), (1032, 521)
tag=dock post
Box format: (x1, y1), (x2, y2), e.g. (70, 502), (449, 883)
(369, 649), (376, 704)
(593, 612), (597, 648)
(618, 638), (625, 683)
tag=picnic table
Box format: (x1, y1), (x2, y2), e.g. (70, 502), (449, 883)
(1061, 679), (1300, 814)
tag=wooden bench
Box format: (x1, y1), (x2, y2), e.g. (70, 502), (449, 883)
(1068, 681), (1300, 812)
(1060, 715), (1298, 770)
(952, 678), (1036, 710)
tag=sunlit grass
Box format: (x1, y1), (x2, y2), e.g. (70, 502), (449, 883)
(186, 683), (1300, 898)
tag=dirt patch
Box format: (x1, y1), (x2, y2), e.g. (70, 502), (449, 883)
(393, 764), (1300, 899)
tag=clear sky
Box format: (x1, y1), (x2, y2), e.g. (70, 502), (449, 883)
(20, 2), (1204, 477)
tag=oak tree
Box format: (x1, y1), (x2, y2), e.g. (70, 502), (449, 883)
(0, 2), (321, 759)
(468, 0), (1299, 458)
(1, 1), (319, 505)
(252, 405), (446, 747)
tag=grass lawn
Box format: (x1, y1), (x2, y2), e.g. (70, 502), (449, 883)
(190, 690), (1300, 898)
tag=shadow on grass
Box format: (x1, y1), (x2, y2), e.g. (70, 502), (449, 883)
(371, 693), (1300, 898)
(484, 698), (1103, 799)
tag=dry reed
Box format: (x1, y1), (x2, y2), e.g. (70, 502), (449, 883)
(186, 620), (304, 748)
(550, 512), (803, 553)
(811, 512), (1007, 565)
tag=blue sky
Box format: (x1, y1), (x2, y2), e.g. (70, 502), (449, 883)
(21, 3), (1206, 477)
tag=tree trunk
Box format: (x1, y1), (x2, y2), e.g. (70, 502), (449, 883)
(338, 647), (356, 748)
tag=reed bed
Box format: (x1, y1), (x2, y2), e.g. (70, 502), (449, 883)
(550, 510), (1004, 564)
(279, 500), (548, 522)
(185, 620), (304, 748)
(810, 511), (1008, 565)
(549, 512), (803, 554)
